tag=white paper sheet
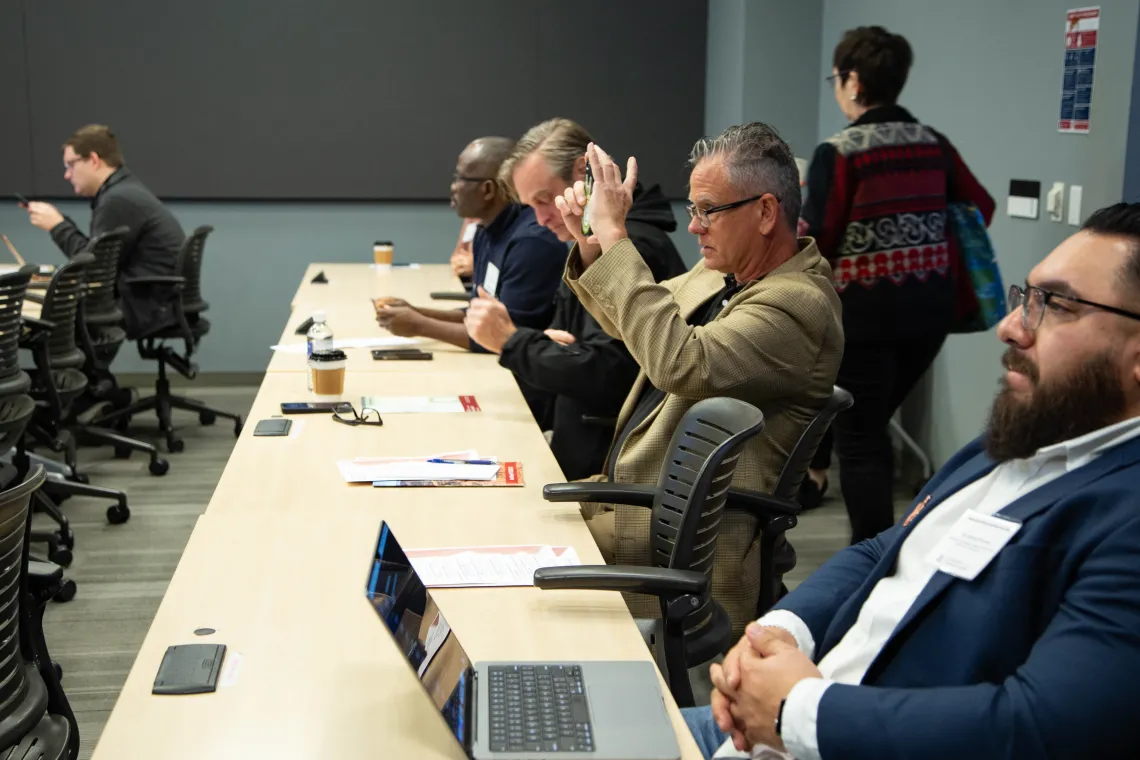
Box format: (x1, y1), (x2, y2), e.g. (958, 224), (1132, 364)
(270, 336), (420, 353)
(337, 460), (500, 484)
(360, 396), (469, 414)
(405, 545), (581, 588)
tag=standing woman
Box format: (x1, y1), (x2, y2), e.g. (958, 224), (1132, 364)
(799, 26), (995, 543)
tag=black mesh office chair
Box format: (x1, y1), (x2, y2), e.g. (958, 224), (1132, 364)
(22, 255), (131, 541)
(534, 397), (766, 706)
(65, 228), (170, 476)
(725, 386), (854, 615)
(89, 226), (242, 453)
(0, 465), (80, 759)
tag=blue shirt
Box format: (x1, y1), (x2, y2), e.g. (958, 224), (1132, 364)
(469, 204), (567, 352)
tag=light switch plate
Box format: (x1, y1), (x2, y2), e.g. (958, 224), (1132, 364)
(1047, 182), (1065, 222)
(1068, 185), (1083, 226)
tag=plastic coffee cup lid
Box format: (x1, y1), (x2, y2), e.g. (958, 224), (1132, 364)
(310, 349), (348, 362)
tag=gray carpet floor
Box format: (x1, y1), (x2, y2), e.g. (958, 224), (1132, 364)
(38, 385), (893, 758)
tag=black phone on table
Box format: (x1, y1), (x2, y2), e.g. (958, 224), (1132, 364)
(253, 418), (292, 436)
(280, 402), (339, 414)
(372, 349), (432, 361)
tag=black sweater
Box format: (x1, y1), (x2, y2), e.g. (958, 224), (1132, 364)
(499, 183), (686, 480)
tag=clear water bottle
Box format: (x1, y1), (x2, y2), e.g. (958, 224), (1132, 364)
(306, 310), (334, 391)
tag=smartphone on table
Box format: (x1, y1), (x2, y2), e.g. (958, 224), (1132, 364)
(280, 402), (340, 414)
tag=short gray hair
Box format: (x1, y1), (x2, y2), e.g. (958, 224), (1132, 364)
(688, 123), (801, 229)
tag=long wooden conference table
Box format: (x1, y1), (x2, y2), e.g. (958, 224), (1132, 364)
(92, 263), (702, 759)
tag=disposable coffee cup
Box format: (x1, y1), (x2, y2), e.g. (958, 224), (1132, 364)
(373, 240), (394, 267)
(309, 349), (348, 396)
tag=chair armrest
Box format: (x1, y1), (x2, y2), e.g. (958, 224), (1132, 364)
(24, 293), (44, 305)
(123, 275), (186, 287)
(533, 565), (708, 597)
(725, 488), (799, 519)
(21, 315), (57, 336)
(430, 291), (472, 301)
(542, 482), (655, 507)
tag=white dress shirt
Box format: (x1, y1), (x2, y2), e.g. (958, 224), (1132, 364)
(711, 416), (1140, 760)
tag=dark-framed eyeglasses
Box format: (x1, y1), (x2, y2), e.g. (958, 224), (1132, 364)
(825, 70), (852, 85)
(63, 156), (89, 171)
(452, 173), (495, 184)
(686, 195), (766, 229)
(1007, 283), (1140, 332)
(332, 402), (383, 427)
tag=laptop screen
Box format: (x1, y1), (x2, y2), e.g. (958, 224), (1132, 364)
(366, 521), (474, 747)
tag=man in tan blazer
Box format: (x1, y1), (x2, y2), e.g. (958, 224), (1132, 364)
(553, 123), (843, 636)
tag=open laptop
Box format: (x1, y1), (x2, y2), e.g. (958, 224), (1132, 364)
(365, 521), (681, 760)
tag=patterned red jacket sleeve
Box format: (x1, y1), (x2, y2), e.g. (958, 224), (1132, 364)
(938, 133), (996, 226)
(799, 141), (845, 260)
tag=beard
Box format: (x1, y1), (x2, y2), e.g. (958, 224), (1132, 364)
(985, 347), (1128, 462)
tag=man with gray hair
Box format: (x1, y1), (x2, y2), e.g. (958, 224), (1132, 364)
(553, 123), (844, 637)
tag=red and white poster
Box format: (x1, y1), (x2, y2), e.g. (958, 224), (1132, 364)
(1059, 6), (1100, 134)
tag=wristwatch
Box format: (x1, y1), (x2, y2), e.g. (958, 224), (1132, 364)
(774, 698), (787, 739)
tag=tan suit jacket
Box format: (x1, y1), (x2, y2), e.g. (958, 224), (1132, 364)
(565, 237), (843, 636)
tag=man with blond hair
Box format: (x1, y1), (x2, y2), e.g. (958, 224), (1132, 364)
(465, 118), (686, 478)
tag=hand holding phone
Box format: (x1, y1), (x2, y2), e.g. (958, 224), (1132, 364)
(13, 193), (29, 209)
(581, 160), (594, 236)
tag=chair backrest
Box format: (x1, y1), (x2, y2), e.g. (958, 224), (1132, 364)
(80, 226), (130, 321)
(39, 254), (94, 367)
(0, 267), (36, 388)
(771, 386), (854, 500)
(649, 398), (765, 625)
(0, 465), (44, 715)
(176, 226), (213, 314)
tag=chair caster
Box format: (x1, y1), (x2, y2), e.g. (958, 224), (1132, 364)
(60, 527), (75, 550)
(149, 457), (170, 476)
(233, 419), (243, 437)
(107, 504), (130, 524)
(166, 437), (184, 453)
(114, 417), (131, 433)
(113, 388), (134, 409)
(53, 662), (63, 681)
(113, 444), (133, 460)
(53, 580), (77, 603)
(49, 548), (73, 568)
(199, 411), (216, 426)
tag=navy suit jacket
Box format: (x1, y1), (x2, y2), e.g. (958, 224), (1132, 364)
(774, 434), (1140, 759)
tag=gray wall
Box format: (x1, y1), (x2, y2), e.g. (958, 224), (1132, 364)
(705, 0), (823, 157)
(819, 0), (1140, 466)
(0, 202), (698, 374)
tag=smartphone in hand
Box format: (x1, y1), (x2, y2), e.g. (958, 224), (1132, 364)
(581, 159), (594, 236)
(13, 193), (29, 208)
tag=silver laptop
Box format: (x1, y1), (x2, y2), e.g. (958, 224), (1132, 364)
(365, 521), (681, 760)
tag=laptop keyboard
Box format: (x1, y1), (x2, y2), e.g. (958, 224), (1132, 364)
(488, 664), (594, 753)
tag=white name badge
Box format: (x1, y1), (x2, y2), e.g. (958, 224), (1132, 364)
(461, 221), (477, 244)
(926, 509), (1021, 581)
(482, 262), (500, 296)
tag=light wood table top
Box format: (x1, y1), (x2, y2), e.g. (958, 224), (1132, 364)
(274, 263), (476, 374)
(92, 264), (701, 760)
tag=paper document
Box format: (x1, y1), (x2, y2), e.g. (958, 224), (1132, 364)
(270, 336), (420, 353)
(360, 395), (480, 413)
(338, 460), (500, 484)
(373, 462), (524, 488)
(404, 545), (582, 588)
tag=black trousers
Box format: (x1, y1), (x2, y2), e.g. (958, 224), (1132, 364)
(813, 332), (947, 544)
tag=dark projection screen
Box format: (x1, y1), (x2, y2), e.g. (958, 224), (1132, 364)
(7, 0), (707, 200)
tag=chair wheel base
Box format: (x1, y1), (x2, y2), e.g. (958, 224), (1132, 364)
(70, 473), (89, 485)
(113, 445), (133, 460)
(53, 580), (77, 603)
(199, 411), (216, 426)
(149, 458), (170, 476)
(49, 548), (73, 568)
(107, 504), (130, 524)
(233, 420), (243, 437)
(166, 437), (184, 453)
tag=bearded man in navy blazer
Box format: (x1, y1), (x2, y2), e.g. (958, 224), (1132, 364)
(681, 202), (1140, 760)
